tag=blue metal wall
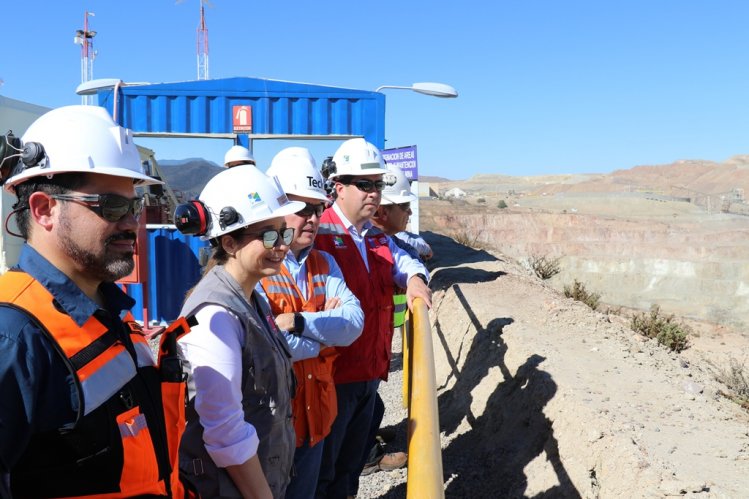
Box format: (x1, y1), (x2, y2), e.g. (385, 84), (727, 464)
(127, 226), (209, 324)
(97, 77), (386, 149)
(96, 77), (387, 322)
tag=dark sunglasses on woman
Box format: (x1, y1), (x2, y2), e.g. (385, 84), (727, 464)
(237, 227), (295, 249)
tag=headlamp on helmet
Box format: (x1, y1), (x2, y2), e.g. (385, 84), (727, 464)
(0, 131), (47, 186)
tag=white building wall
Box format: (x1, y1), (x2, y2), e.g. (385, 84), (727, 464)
(0, 96), (50, 272)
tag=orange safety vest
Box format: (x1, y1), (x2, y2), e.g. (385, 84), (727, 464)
(0, 270), (193, 498)
(259, 250), (338, 448)
(315, 209), (395, 384)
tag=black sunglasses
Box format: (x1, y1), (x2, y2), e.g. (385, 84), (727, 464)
(394, 202), (411, 211)
(297, 202), (325, 218)
(339, 178), (385, 193)
(51, 193), (145, 222)
(237, 227), (295, 249)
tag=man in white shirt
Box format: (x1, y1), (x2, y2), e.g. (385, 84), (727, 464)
(314, 138), (431, 499)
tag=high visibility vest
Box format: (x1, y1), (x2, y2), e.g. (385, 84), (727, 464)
(315, 209), (395, 383)
(393, 292), (407, 328)
(0, 270), (192, 499)
(260, 250), (338, 448)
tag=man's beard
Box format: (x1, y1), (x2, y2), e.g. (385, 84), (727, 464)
(59, 210), (136, 282)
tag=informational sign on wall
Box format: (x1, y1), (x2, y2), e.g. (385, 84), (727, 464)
(382, 145), (418, 180)
(232, 105), (253, 133)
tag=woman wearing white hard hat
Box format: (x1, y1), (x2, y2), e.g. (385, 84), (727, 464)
(174, 164), (305, 498)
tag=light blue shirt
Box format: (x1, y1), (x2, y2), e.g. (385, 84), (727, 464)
(396, 231), (432, 260)
(331, 203), (429, 287)
(255, 246), (364, 362)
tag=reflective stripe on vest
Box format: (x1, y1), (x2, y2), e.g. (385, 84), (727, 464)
(259, 250), (339, 447)
(0, 271), (146, 417)
(393, 293), (407, 328)
(0, 270), (192, 498)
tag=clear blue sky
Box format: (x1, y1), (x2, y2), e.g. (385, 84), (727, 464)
(3, 1), (749, 180)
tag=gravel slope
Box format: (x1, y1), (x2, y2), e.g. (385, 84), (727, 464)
(354, 231), (749, 498)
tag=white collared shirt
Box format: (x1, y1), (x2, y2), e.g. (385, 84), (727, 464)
(331, 202), (429, 287)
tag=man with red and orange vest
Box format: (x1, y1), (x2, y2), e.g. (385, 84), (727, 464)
(313, 138), (432, 499)
(0, 106), (192, 498)
(256, 147), (364, 499)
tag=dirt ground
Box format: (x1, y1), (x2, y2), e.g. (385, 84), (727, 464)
(358, 230), (749, 498)
(358, 164), (749, 498)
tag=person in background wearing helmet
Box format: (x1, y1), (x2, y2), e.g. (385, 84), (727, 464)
(314, 138), (432, 499)
(256, 147), (364, 499)
(373, 166), (432, 263)
(0, 105), (191, 498)
(176, 164), (304, 499)
(372, 165), (423, 260)
(224, 144), (256, 168)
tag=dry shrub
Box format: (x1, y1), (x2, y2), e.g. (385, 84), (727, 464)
(528, 254), (561, 280)
(604, 306), (623, 316)
(453, 229), (482, 248)
(712, 358), (749, 409)
(630, 305), (691, 352)
(563, 279), (600, 311)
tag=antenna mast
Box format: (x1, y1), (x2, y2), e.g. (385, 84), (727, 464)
(197, 1), (209, 80)
(74, 11), (97, 105)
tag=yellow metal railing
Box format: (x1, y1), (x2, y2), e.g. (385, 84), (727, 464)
(402, 298), (444, 499)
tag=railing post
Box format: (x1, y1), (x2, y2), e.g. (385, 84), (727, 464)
(405, 298), (444, 499)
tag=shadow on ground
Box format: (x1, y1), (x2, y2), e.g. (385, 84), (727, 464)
(435, 284), (580, 498)
(422, 231), (506, 291)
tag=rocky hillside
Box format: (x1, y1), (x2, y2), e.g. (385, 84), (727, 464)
(157, 158), (223, 200)
(358, 231), (749, 498)
(420, 198), (749, 330)
(429, 155), (749, 199)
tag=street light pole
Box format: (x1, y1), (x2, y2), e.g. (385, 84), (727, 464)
(375, 82), (458, 98)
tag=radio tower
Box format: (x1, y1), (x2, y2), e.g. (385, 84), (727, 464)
(197, 1), (209, 80)
(74, 11), (97, 105)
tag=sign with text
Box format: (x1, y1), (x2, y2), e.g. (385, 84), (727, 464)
(232, 105), (253, 133)
(382, 145), (418, 180)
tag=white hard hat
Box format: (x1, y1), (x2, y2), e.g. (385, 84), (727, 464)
(381, 165), (417, 205)
(266, 147), (329, 203)
(4, 105), (161, 192)
(198, 164), (304, 239)
(224, 145), (255, 167)
(329, 138), (388, 180)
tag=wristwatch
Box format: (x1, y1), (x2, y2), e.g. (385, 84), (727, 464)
(413, 273), (429, 286)
(291, 313), (305, 336)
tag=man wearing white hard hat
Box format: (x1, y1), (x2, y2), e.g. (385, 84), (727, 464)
(257, 146), (364, 499)
(0, 105), (191, 497)
(346, 164), (425, 492)
(224, 144), (256, 168)
(373, 165), (433, 262)
(314, 138), (431, 498)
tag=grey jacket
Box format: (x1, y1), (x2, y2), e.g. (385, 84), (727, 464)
(178, 265), (296, 498)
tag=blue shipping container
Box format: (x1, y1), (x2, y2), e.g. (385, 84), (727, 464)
(126, 226), (210, 324)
